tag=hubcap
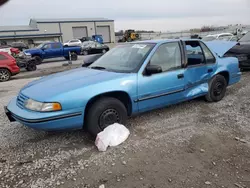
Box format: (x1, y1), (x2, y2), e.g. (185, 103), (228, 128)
(0, 70), (9, 81)
(99, 109), (120, 129)
(102, 49), (106, 53)
(213, 81), (224, 96)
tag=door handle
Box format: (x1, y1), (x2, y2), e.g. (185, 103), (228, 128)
(177, 74), (184, 79)
(208, 68), (213, 73)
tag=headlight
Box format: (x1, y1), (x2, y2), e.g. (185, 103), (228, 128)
(25, 99), (62, 112)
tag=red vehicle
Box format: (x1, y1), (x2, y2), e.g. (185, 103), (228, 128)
(10, 47), (20, 56)
(0, 52), (20, 82)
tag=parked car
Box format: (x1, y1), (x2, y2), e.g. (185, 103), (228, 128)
(0, 45), (20, 56)
(24, 42), (81, 64)
(0, 52), (20, 82)
(11, 42), (29, 51)
(81, 41), (109, 55)
(202, 33), (234, 41)
(16, 52), (37, 71)
(224, 32), (250, 69)
(238, 31), (250, 45)
(5, 39), (241, 136)
(79, 37), (93, 43)
(63, 39), (82, 47)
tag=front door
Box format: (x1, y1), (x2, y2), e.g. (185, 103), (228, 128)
(137, 42), (186, 112)
(42, 44), (54, 58)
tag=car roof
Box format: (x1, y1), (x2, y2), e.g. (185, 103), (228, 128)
(132, 39), (200, 44)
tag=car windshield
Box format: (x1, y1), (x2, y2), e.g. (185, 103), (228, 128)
(36, 43), (45, 48)
(89, 43), (155, 73)
(239, 32), (250, 42)
(217, 36), (232, 41)
(202, 36), (216, 41)
(64, 40), (70, 43)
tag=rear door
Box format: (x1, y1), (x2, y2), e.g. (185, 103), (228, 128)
(50, 43), (63, 57)
(183, 40), (217, 98)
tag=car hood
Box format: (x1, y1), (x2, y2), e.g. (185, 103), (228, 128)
(24, 48), (40, 52)
(204, 41), (237, 57)
(21, 68), (130, 101)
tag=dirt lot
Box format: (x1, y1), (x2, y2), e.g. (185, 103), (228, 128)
(0, 62), (250, 188)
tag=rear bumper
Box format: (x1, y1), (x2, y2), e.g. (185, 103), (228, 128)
(229, 72), (241, 86)
(5, 97), (84, 131)
(10, 65), (20, 75)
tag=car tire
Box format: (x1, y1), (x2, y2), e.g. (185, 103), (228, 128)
(71, 52), (78, 61)
(85, 97), (128, 136)
(102, 49), (106, 54)
(0, 68), (11, 82)
(26, 62), (37, 71)
(33, 56), (42, 65)
(205, 74), (227, 102)
(83, 51), (88, 56)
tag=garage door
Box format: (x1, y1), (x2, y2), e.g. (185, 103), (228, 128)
(96, 26), (111, 43)
(72, 27), (87, 39)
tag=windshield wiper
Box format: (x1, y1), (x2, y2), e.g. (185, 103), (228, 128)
(90, 66), (106, 70)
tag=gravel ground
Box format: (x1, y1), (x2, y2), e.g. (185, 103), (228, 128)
(0, 66), (250, 188)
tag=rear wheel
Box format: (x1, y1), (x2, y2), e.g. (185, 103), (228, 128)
(33, 56), (42, 65)
(86, 97), (128, 136)
(71, 52), (78, 61)
(102, 49), (107, 54)
(205, 74), (227, 102)
(0, 68), (11, 82)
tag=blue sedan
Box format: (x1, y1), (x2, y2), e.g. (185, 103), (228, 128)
(5, 39), (241, 136)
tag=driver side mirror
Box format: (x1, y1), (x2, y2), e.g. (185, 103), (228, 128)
(145, 64), (162, 75)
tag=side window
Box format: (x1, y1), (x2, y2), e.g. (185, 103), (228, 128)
(0, 54), (7, 60)
(150, 42), (182, 72)
(43, 44), (51, 49)
(51, 43), (61, 49)
(185, 41), (205, 66)
(200, 42), (216, 64)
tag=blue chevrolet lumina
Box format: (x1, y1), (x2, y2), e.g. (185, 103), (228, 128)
(5, 39), (241, 136)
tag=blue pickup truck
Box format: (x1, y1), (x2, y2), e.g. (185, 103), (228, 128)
(24, 42), (81, 64)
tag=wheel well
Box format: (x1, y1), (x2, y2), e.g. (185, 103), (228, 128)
(218, 71), (229, 85)
(0, 67), (11, 73)
(84, 91), (133, 120)
(32, 54), (41, 58)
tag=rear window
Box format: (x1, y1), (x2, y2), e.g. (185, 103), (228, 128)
(0, 54), (7, 60)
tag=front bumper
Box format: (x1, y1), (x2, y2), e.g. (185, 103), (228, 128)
(5, 97), (84, 131)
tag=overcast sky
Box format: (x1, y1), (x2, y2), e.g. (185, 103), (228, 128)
(0, 0), (250, 31)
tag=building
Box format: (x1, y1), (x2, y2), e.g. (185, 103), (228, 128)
(0, 18), (115, 46)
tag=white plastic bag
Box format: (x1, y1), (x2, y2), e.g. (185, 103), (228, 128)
(95, 123), (130, 152)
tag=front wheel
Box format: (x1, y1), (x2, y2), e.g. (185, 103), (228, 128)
(33, 56), (42, 65)
(205, 75), (227, 102)
(85, 97), (128, 136)
(0, 68), (11, 82)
